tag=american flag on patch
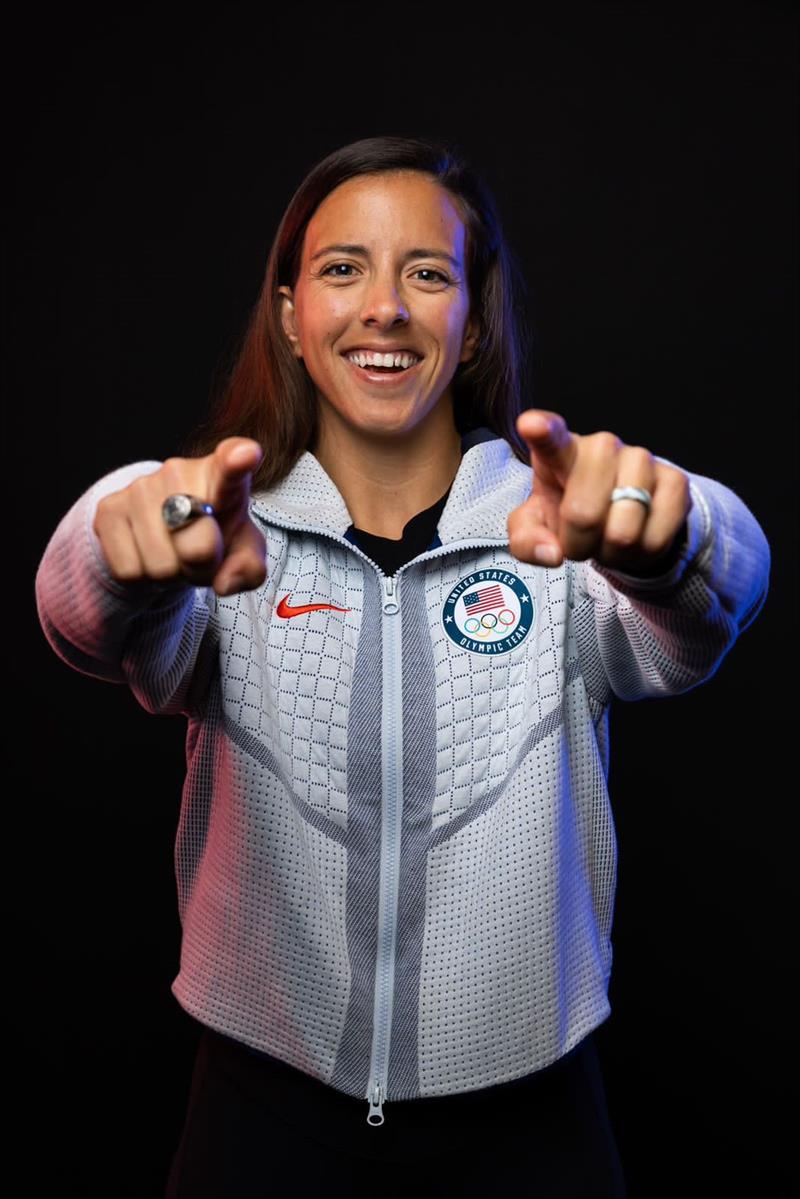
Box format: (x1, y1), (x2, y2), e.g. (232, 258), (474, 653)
(462, 584), (505, 614)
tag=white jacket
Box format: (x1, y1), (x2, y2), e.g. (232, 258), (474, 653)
(34, 428), (770, 1125)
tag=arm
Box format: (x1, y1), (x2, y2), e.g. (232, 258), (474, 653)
(34, 461), (219, 717)
(568, 457), (771, 703)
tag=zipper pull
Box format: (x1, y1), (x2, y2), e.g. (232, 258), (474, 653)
(382, 575), (399, 615)
(367, 1080), (385, 1125)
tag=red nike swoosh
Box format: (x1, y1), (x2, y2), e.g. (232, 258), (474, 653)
(276, 594), (351, 618)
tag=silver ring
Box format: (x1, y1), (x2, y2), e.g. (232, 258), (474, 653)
(162, 493), (216, 531)
(610, 486), (652, 511)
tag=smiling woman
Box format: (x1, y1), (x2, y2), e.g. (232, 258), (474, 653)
(274, 170), (485, 536)
(33, 133), (770, 1199)
(177, 135), (534, 494)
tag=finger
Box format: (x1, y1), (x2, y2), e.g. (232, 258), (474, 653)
(152, 519), (224, 586)
(170, 515), (225, 584)
(207, 438), (265, 515)
(93, 499), (147, 581)
(558, 431), (622, 560)
(124, 479), (197, 580)
(126, 472), (228, 585)
(516, 410), (579, 488)
(613, 461), (691, 564)
(507, 492), (564, 566)
(213, 518), (268, 596)
(596, 446), (656, 567)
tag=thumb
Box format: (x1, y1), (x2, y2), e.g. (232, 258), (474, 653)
(214, 511), (268, 595)
(508, 492), (564, 567)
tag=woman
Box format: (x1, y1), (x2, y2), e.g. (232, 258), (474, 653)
(34, 136), (770, 1197)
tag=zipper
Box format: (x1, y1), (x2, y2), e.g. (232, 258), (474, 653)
(364, 572), (403, 1126)
(250, 513), (513, 1124)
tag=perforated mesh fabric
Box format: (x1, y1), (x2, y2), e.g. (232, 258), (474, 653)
(34, 431), (770, 1102)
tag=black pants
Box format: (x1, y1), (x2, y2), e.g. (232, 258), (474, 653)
(165, 1023), (627, 1197)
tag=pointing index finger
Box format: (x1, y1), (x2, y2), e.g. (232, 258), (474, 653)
(209, 438), (265, 511)
(516, 410), (577, 475)
(517, 409), (565, 449)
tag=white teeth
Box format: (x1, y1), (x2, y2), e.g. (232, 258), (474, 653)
(345, 351), (421, 370)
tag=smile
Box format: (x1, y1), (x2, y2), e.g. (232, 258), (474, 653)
(341, 353), (424, 388)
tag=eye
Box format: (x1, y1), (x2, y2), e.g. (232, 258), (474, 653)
(319, 263), (450, 284)
(412, 267), (450, 282)
(413, 268), (450, 284)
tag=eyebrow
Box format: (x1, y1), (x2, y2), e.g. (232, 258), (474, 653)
(309, 243), (461, 272)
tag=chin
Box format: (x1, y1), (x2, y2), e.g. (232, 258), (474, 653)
(347, 401), (425, 429)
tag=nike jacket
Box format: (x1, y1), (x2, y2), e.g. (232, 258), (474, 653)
(33, 426), (771, 1125)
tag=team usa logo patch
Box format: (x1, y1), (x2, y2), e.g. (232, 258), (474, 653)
(442, 569), (535, 655)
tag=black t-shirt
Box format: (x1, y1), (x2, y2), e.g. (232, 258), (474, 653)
(342, 483), (454, 575)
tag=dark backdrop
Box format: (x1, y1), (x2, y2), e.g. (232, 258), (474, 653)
(8, 4), (795, 1196)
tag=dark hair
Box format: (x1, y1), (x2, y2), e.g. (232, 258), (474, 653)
(178, 135), (534, 490)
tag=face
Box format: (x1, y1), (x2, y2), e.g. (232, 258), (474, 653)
(278, 171), (480, 443)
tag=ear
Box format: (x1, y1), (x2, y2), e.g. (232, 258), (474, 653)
(278, 286), (303, 359)
(459, 311), (481, 363)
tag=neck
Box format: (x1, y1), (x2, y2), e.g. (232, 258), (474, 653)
(311, 398), (463, 539)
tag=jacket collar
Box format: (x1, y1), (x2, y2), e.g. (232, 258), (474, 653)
(250, 425), (532, 546)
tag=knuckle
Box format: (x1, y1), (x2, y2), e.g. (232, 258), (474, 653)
(159, 459), (194, 491)
(661, 466), (691, 511)
(561, 496), (599, 527)
(606, 527), (638, 548)
(92, 503), (110, 531)
(175, 530), (219, 567)
(93, 494), (126, 534)
(661, 463), (687, 490)
(128, 474), (157, 503)
(592, 431), (622, 453)
(96, 490), (123, 514)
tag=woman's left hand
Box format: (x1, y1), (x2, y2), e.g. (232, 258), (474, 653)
(507, 409), (693, 572)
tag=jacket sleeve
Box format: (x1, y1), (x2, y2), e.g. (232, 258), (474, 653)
(34, 460), (219, 718)
(568, 456), (771, 704)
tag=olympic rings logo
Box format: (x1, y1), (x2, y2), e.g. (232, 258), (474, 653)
(463, 609), (516, 637)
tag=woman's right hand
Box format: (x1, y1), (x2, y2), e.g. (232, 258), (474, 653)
(92, 437), (267, 596)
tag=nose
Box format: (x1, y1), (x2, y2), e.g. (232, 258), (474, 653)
(359, 272), (410, 329)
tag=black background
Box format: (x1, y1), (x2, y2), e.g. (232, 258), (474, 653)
(9, 4), (795, 1195)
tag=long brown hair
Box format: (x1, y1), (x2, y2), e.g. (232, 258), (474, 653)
(177, 135), (535, 491)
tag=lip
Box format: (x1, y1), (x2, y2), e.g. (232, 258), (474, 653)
(341, 346), (424, 356)
(341, 353), (424, 388)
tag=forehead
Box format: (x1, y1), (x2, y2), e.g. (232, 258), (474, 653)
(305, 172), (466, 258)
